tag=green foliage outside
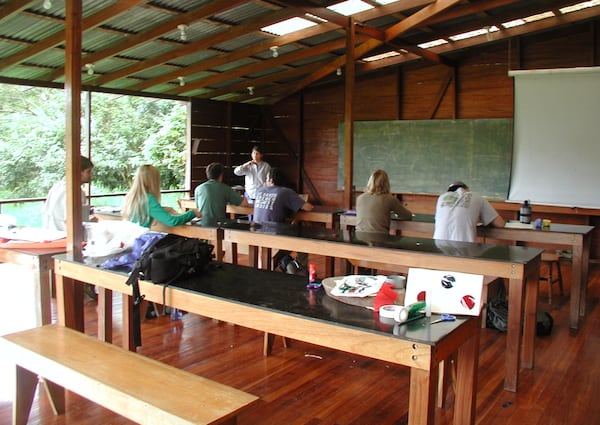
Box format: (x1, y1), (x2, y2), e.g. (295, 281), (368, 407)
(0, 84), (188, 226)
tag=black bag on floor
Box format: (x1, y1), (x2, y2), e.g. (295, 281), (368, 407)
(487, 299), (554, 336)
(486, 297), (509, 332)
(536, 311), (554, 336)
(125, 234), (214, 346)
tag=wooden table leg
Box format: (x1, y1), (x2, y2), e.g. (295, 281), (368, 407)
(522, 270), (539, 369)
(505, 277), (524, 392)
(122, 293), (135, 351)
(37, 255), (54, 325)
(580, 234), (591, 318)
(247, 245), (259, 268)
(570, 242), (583, 328)
(55, 274), (84, 332)
(408, 365), (437, 425)
(98, 288), (112, 343)
(453, 317), (480, 425)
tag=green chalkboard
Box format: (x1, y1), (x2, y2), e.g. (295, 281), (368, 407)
(338, 119), (513, 199)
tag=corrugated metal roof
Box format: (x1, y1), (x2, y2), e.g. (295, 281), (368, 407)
(212, 2), (275, 25)
(119, 41), (178, 61)
(0, 0), (596, 104)
(212, 32), (270, 52)
(0, 15), (63, 43)
(169, 50), (220, 67)
(104, 7), (173, 34)
(82, 30), (125, 53)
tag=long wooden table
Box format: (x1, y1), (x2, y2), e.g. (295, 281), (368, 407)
(53, 256), (480, 425)
(178, 198), (343, 229)
(340, 213), (594, 329)
(0, 245), (66, 325)
(227, 204), (343, 229)
(219, 222), (542, 393)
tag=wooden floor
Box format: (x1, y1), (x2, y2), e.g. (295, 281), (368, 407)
(1, 256), (599, 425)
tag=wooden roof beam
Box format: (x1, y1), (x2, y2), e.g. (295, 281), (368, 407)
(175, 36), (364, 96)
(133, 21), (341, 91)
(46, 0), (247, 82)
(0, 0), (34, 24)
(274, 0), (463, 102)
(0, 0), (146, 71)
(94, 8), (297, 86)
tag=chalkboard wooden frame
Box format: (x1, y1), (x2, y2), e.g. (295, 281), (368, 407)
(338, 119), (513, 199)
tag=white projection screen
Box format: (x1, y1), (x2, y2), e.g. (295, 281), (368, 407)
(508, 67), (600, 208)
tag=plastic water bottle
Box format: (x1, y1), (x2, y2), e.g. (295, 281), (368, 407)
(519, 200), (531, 224)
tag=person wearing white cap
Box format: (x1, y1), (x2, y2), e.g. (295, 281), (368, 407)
(433, 181), (504, 242)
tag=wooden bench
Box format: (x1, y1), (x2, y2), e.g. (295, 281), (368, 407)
(1, 325), (259, 425)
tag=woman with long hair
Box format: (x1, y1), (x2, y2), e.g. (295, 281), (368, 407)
(123, 164), (200, 228)
(356, 169), (412, 233)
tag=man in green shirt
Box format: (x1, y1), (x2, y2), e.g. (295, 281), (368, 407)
(195, 162), (247, 226)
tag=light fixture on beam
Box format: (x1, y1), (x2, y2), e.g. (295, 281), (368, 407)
(42, 0), (52, 10)
(85, 63), (95, 76)
(177, 76), (185, 87)
(483, 26), (492, 41)
(177, 24), (188, 41)
(270, 46), (279, 58)
(336, 67), (342, 76)
(247, 86), (254, 95)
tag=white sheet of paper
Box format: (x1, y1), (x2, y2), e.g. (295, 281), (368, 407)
(504, 220), (533, 229)
(404, 268), (484, 316)
(0, 227), (66, 242)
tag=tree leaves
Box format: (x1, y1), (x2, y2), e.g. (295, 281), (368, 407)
(0, 85), (186, 199)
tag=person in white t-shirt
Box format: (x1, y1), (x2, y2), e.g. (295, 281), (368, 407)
(42, 156), (97, 299)
(433, 181), (504, 242)
(42, 156), (95, 232)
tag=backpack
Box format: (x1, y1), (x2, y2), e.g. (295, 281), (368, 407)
(135, 234), (214, 284)
(536, 311), (554, 336)
(99, 231), (166, 272)
(487, 298), (554, 337)
(486, 297), (508, 332)
(125, 234), (215, 346)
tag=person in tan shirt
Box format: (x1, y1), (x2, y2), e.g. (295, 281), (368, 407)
(356, 169), (412, 234)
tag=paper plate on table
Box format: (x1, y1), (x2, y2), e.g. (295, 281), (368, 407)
(322, 276), (405, 309)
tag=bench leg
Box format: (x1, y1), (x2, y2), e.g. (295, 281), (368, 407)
(263, 333), (289, 356)
(14, 365), (37, 425)
(40, 377), (66, 415)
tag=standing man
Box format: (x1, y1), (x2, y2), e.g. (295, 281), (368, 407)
(253, 167), (313, 274)
(195, 162), (248, 226)
(42, 155), (95, 232)
(233, 144), (271, 204)
(433, 180), (504, 242)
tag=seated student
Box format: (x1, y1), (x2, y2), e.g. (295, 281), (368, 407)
(42, 155), (97, 300)
(356, 169), (412, 234)
(42, 155), (96, 232)
(194, 162), (248, 226)
(122, 164), (201, 228)
(123, 164), (201, 320)
(253, 167), (313, 273)
(433, 180), (505, 242)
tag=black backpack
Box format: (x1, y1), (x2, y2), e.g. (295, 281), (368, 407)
(125, 234), (214, 346)
(486, 297), (509, 332)
(487, 297), (554, 337)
